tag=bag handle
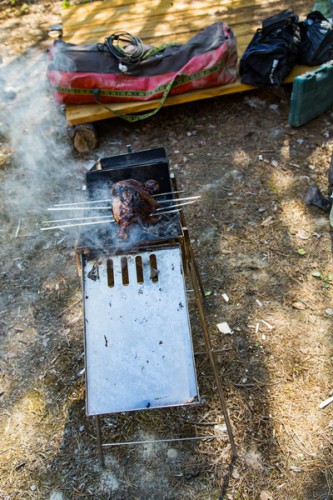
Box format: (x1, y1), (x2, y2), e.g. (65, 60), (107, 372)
(92, 74), (178, 122)
(262, 9), (297, 32)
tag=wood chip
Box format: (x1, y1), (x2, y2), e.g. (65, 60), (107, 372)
(261, 320), (273, 330)
(216, 322), (232, 334)
(289, 466), (302, 472)
(292, 301), (307, 310)
(261, 216), (275, 226)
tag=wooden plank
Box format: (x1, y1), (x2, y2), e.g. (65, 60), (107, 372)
(62, 0), (313, 45)
(63, 12), (273, 45)
(62, 1), (286, 33)
(62, 0), (312, 28)
(60, 0), (315, 125)
(65, 65), (314, 126)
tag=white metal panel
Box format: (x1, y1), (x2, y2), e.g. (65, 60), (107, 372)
(83, 245), (199, 415)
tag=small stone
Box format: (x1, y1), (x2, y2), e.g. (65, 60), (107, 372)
(244, 450), (263, 470)
(232, 468), (240, 480)
(214, 423), (227, 434)
(296, 230), (308, 240)
(167, 448), (179, 460)
(50, 492), (64, 500)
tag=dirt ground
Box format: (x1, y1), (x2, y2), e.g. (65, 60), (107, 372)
(0, 1), (333, 499)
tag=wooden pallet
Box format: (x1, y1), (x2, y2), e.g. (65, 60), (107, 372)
(61, 0), (315, 125)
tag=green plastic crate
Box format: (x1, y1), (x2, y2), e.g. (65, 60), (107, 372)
(289, 61), (333, 127)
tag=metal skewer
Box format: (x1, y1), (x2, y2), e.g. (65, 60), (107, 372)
(153, 189), (185, 197)
(156, 195), (201, 204)
(48, 206), (113, 211)
(48, 196), (200, 212)
(42, 215), (115, 224)
(41, 219), (115, 231)
(54, 199), (112, 207)
(155, 199), (199, 212)
(52, 190), (186, 207)
(153, 208), (182, 216)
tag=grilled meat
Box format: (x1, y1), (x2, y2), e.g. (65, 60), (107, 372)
(111, 179), (160, 239)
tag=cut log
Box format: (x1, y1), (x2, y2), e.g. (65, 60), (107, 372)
(70, 123), (97, 152)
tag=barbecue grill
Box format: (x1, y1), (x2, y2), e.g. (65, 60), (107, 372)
(74, 146), (237, 465)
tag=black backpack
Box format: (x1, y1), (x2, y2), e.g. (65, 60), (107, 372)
(298, 11), (333, 65)
(240, 9), (301, 86)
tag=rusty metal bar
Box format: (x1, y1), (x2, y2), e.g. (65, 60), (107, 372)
(95, 415), (105, 467)
(186, 246), (238, 460)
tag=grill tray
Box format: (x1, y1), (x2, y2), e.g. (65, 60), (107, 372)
(77, 147), (182, 253)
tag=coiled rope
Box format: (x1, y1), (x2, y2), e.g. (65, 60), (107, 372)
(97, 32), (146, 65)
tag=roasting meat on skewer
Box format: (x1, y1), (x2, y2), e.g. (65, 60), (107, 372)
(111, 179), (160, 239)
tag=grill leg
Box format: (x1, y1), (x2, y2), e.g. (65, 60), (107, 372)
(189, 247), (205, 299)
(95, 415), (105, 467)
(188, 261), (238, 460)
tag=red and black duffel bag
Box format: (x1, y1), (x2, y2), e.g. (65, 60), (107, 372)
(47, 22), (238, 120)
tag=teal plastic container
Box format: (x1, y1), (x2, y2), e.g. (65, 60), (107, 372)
(289, 61), (333, 127)
(312, 1), (333, 19)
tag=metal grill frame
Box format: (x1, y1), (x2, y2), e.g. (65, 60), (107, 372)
(75, 150), (237, 465)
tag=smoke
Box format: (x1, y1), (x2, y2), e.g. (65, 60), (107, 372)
(0, 48), (180, 253)
(0, 48), (77, 216)
(0, 46), (107, 268)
